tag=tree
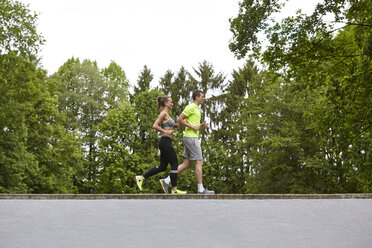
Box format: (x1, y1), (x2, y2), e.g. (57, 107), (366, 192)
(158, 70), (174, 96)
(0, 54), (38, 192)
(0, 54), (84, 193)
(229, 0), (372, 192)
(172, 66), (196, 116)
(97, 101), (138, 193)
(208, 60), (261, 193)
(229, 0), (283, 60)
(132, 65), (153, 100)
(188, 60), (226, 132)
(157, 66), (195, 117)
(102, 61), (130, 107)
(0, 1), (83, 193)
(53, 58), (129, 193)
(0, 0), (45, 61)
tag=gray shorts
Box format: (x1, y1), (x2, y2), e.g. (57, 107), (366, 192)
(182, 137), (203, 161)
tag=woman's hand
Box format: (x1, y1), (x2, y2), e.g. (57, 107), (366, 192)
(163, 130), (174, 135)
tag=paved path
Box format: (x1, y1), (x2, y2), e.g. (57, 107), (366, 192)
(1, 199), (371, 248)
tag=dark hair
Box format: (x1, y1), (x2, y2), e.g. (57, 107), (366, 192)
(157, 96), (169, 109)
(192, 90), (204, 101)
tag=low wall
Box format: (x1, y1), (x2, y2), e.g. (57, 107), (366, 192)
(1, 193), (371, 200)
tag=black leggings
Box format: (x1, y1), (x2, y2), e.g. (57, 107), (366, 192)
(143, 137), (178, 187)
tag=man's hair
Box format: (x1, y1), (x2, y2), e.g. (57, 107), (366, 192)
(192, 90), (204, 101)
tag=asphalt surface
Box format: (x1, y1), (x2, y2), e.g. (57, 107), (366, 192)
(1, 199), (371, 248)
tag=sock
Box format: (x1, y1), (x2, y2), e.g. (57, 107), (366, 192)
(197, 184), (204, 192)
(164, 176), (171, 185)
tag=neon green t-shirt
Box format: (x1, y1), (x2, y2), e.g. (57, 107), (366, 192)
(182, 103), (201, 138)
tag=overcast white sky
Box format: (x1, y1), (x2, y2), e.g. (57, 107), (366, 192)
(20, 0), (320, 87)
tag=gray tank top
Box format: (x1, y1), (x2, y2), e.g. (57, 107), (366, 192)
(160, 117), (176, 128)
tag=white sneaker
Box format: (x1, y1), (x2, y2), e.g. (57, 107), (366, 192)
(198, 188), (215, 194)
(159, 179), (170, 194)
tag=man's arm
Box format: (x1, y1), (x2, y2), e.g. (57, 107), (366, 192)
(178, 113), (206, 131)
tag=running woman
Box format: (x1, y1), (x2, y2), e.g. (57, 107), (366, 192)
(135, 96), (186, 194)
(160, 90), (214, 194)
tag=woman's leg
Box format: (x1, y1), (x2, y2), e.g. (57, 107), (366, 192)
(168, 145), (178, 188)
(143, 138), (168, 179)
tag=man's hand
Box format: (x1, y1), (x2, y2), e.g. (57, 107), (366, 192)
(194, 121), (207, 131)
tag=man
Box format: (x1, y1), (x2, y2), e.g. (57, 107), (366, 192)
(160, 90), (214, 194)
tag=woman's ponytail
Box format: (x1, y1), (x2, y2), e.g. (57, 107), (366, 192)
(156, 96), (169, 109)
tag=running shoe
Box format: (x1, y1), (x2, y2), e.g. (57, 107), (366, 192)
(171, 189), (187, 194)
(135, 176), (143, 191)
(159, 179), (169, 194)
(197, 188), (215, 194)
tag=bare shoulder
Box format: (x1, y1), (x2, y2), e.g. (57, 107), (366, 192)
(158, 111), (169, 121)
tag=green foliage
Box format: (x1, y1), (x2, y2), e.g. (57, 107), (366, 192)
(0, 53), (83, 193)
(229, 0), (372, 192)
(103, 61), (130, 107)
(229, 0), (284, 59)
(0, 0), (45, 61)
(0, 1), (84, 193)
(53, 58), (105, 192)
(52, 57), (130, 193)
(0, 53), (37, 192)
(189, 60), (226, 123)
(208, 60), (261, 193)
(133, 65), (153, 99)
(158, 66), (195, 117)
(97, 101), (138, 193)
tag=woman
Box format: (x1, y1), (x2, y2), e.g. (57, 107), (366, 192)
(135, 96), (186, 194)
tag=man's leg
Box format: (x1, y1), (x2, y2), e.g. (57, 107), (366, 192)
(195, 160), (203, 184)
(177, 158), (192, 174)
(195, 160), (214, 194)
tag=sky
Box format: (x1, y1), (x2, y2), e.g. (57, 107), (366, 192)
(20, 0), (320, 87)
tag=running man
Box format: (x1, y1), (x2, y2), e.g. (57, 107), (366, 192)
(135, 96), (186, 194)
(160, 90), (214, 194)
